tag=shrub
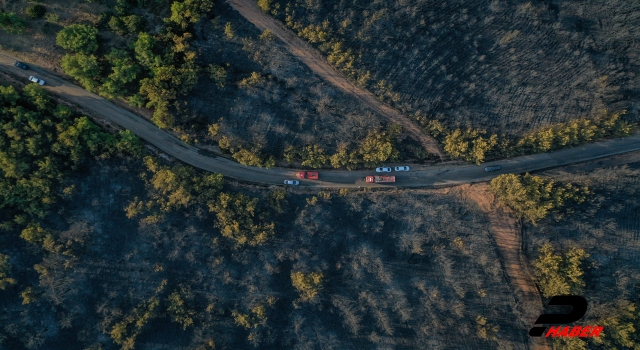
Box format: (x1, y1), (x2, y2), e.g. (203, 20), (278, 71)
(26, 5), (46, 19)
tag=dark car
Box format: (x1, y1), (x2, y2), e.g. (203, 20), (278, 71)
(14, 61), (29, 70)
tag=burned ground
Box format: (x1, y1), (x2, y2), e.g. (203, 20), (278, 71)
(268, 0), (640, 134)
(1, 154), (532, 349)
(185, 3), (389, 156)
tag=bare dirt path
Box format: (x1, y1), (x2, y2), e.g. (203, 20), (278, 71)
(455, 183), (551, 350)
(225, 0), (445, 159)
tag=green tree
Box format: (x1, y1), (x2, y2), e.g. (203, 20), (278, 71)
(329, 145), (350, 169)
(533, 244), (588, 298)
(0, 85), (20, 106)
(300, 145), (327, 168)
(26, 5), (46, 19)
(115, 130), (144, 157)
(257, 0), (271, 12)
(121, 15), (145, 33)
(167, 0), (214, 30)
(56, 24), (99, 54)
(475, 315), (499, 340)
(210, 193), (275, 246)
(61, 53), (102, 91)
(100, 49), (141, 98)
(591, 300), (640, 349)
(489, 173), (589, 225)
(0, 253), (16, 290)
(134, 33), (163, 69)
(357, 130), (399, 167)
(22, 84), (50, 111)
(224, 22), (234, 39)
(206, 64), (226, 88)
(0, 12), (27, 34)
(291, 271), (323, 301)
(167, 285), (195, 330)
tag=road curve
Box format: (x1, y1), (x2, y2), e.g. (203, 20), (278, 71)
(225, 0), (445, 159)
(2, 50), (640, 188)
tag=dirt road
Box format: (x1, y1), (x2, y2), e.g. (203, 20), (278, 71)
(2, 50), (640, 188)
(458, 184), (551, 350)
(225, 0), (445, 159)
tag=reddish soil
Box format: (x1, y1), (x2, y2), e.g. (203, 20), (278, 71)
(454, 183), (551, 350)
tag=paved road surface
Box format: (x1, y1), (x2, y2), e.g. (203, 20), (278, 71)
(2, 50), (640, 188)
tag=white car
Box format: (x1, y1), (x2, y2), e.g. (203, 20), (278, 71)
(284, 180), (299, 185)
(29, 76), (45, 85)
(376, 167), (392, 173)
(394, 166), (410, 171)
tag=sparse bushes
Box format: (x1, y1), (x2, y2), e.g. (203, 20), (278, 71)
(489, 173), (589, 225)
(475, 315), (499, 340)
(109, 281), (166, 350)
(533, 244), (588, 298)
(56, 24), (99, 54)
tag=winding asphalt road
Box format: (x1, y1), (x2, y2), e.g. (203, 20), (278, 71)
(2, 50), (640, 188)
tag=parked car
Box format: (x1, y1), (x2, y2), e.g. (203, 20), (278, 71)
(376, 167), (392, 173)
(29, 76), (45, 85)
(14, 61), (29, 70)
(394, 166), (410, 171)
(284, 180), (299, 185)
(484, 165), (501, 172)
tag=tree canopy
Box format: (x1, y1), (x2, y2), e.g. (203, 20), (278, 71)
(533, 244), (588, 298)
(56, 24), (99, 54)
(489, 173), (589, 225)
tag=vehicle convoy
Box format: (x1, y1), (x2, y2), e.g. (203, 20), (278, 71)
(296, 171), (318, 179)
(366, 175), (396, 183)
(29, 76), (45, 85)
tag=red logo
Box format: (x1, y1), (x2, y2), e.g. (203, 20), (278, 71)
(529, 296), (603, 338)
(544, 325), (603, 338)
